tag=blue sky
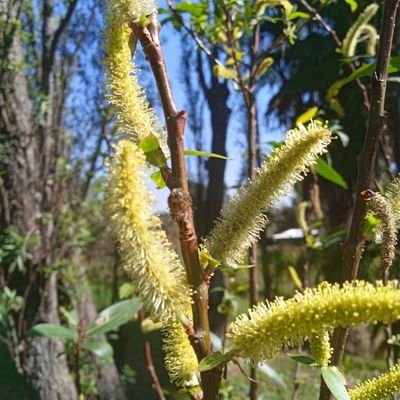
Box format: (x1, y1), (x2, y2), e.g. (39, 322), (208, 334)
(150, 22), (286, 212)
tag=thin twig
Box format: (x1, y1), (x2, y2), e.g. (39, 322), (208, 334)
(139, 310), (166, 400)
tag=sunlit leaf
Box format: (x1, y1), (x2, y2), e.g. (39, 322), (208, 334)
(83, 339), (114, 362)
(296, 107), (319, 126)
(184, 150), (228, 160)
(28, 323), (77, 340)
(316, 159), (348, 189)
(321, 366), (350, 400)
(288, 353), (316, 365)
(86, 298), (141, 336)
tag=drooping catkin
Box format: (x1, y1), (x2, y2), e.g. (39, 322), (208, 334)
(104, 1), (165, 146)
(365, 190), (397, 270)
(202, 121), (332, 268)
(106, 140), (191, 321)
(308, 331), (332, 367)
(162, 320), (199, 388)
(228, 280), (400, 363)
(342, 4), (379, 58)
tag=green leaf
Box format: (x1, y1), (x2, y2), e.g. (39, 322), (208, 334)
(296, 107), (319, 126)
(213, 65), (237, 80)
(184, 150), (228, 160)
(198, 351), (235, 372)
(315, 159), (349, 189)
(28, 323), (77, 340)
(288, 266), (303, 291)
(344, 0), (358, 12)
(150, 170), (166, 189)
(327, 57), (400, 115)
(86, 298), (141, 336)
(83, 339), (113, 362)
(139, 134), (167, 167)
(288, 11), (310, 20)
(321, 366), (350, 400)
(258, 363), (286, 388)
(287, 353), (316, 365)
(118, 283), (134, 300)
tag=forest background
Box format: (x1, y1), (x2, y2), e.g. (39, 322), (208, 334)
(1, 0), (400, 399)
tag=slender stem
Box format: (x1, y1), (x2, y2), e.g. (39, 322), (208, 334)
(319, 1), (400, 399)
(131, 14), (222, 399)
(139, 310), (166, 400)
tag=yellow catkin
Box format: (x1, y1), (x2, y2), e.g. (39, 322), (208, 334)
(106, 140), (191, 321)
(107, 0), (156, 23)
(104, 6), (165, 146)
(349, 364), (400, 400)
(367, 192), (397, 270)
(202, 121), (331, 268)
(162, 320), (199, 388)
(342, 4), (379, 58)
(228, 280), (400, 362)
(308, 331), (332, 367)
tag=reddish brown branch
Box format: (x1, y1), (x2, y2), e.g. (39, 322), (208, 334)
(131, 13), (222, 399)
(139, 310), (166, 400)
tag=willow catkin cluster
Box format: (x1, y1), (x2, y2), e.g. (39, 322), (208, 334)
(104, 3), (164, 145)
(349, 364), (400, 400)
(106, 140), (191, 321)
(228, 280), (400, 363)
(202, 121), (332, 268)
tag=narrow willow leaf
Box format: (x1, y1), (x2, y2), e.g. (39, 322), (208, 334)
(288, 266), (303, 291)
(316, 159), (349, 189)
(295, 107), (319, 126)
(213, 65), (237, 80)
(83, 339), (114, 362)
(198, 351), (236, 372)
(28, 323), (78, 340)
(321, 366), (350, 400)
(287, 353), (316, 365)
(86, 298), (141, 336)
(184, 150), (229, 160)
(326, 57), (400, 115)
(344, 0), (358, 12)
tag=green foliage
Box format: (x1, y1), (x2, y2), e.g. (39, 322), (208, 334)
(0, 228), (33, 273)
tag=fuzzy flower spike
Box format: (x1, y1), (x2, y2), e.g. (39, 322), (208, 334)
(228, 280), (400, 363)
(349, 363), (400, 400)
(202, 121), (332, 268)
(106, 140), (191, 321)
(104, 0), (165, 147)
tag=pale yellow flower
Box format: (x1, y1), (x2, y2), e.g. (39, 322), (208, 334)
(228, 280), (400, 362)
(162, 319), (199, 388)
(106, 140), (191, 321)
(349, 364), (400, 400)
(308, 331), (332, 367)
(202, 121), (332, 268)
(108, 0), (156, 23)
(104, 10), (165, 146)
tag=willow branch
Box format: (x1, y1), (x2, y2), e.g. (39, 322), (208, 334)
(131, 13), (224, 399)
(319, 1), (400, 399)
